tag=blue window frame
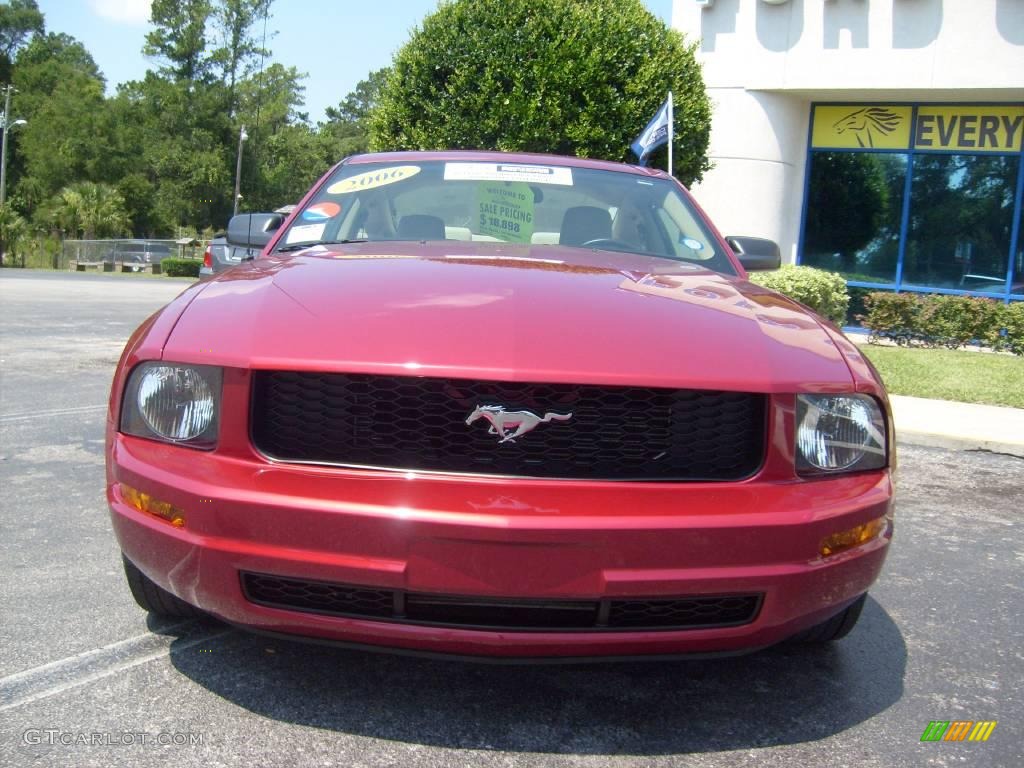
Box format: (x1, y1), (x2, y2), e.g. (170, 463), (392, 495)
(798, 103), (1024, 305)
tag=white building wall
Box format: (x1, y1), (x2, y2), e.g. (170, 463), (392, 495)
(673, 0), (1024, 263)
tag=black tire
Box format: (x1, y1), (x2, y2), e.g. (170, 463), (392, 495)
(122, 555), (205, 618)
(790, 593), (867, 644)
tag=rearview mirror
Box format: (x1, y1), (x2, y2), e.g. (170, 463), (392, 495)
(726, 236), (781, 272)
(227, 213), (285, 249)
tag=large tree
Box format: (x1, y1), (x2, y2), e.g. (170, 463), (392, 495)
(11, 33), (108, 213)
(144, 0), (214, 85)
(211, 0), (273, 116)
(321, 68), (388, 158)
(45, 182), (129, 239)
(0, 0), (43, 81)
(370, 0), (711, 184)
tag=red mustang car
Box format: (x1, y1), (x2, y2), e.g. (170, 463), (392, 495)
(107, 151), (894, 659)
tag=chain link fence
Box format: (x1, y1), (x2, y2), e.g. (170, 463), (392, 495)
(4, 236), (207, 270)
(61, 239), (198, 271)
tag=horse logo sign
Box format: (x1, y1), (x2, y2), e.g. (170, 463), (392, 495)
(465, 405), (573, 444)
(832, 107), (904, 148)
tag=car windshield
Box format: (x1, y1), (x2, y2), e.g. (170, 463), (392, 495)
(277, 159), (736, 275)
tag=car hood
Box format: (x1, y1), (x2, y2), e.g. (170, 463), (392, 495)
(163, 242), (854, 391)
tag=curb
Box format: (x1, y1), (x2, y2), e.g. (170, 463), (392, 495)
(896, 432), (1024, 458)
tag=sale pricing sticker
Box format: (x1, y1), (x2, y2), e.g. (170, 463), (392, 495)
(476, 182), (534, 244)
(327, 165), (421, 194)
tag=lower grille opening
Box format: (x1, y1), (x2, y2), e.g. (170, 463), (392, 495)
(241, 572), (762, 632)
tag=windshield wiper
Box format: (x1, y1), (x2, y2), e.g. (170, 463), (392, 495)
(275, 239), (368, 253)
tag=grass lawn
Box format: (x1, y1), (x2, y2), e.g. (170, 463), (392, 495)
(859, 344), (1024, 409)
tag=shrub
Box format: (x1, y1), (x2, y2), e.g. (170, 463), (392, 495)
(996, 301), (1024, 356)
(861, 291), (1023, 355)
(846, 286), (875, 327)
(370, 0), (711, 185)
(917, 296), (1005, 349)
(161, 258), (201, 278)
(748, 264), (849, 325)
(860, 292), (925, 343)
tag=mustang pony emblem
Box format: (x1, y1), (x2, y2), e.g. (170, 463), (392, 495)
(465, 405), (573, 444)
(832, 107), (903, 148)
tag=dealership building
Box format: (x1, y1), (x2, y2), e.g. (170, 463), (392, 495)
(673, 0), (1024, 302)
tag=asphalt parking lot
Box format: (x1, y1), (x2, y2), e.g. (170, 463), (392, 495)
(0, 270), (1020, 768)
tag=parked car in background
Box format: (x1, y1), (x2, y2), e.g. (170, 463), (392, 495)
(200, 206), (295, 278)
(108, 151), (894, 660)
(108, 241), (172, 269)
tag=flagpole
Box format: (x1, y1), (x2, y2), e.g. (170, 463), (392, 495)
(667, 90), (674, 177)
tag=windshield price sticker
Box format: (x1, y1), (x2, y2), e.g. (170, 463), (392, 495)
(328, 165), (421, 194)
(285, 223), (326, 244)
(476, 182), (535, 244)
(445, 162), (573, 186)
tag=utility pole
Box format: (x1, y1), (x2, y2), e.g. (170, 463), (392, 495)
(233, 125), (248, 217)
(1, 84), (14, 207)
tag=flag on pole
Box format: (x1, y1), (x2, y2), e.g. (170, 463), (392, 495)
(631, 92), (674, 170)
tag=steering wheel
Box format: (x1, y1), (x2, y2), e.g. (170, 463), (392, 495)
(580, 238), (636, 251)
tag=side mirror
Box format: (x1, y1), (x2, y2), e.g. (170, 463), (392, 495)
(726, 236), (781, 272)
(227, 213), (285, 249)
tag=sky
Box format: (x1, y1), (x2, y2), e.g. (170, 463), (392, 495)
(36, 0), (675, 125)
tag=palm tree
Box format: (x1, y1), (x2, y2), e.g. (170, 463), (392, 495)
(46, 182), (130, 239)
(0, 203), (28, 266)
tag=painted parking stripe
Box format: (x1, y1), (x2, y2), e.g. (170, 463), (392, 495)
(0, 624), (232, 711)
(0, 405), (107, 424)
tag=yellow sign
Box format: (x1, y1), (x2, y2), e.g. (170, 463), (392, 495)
(813, 104), (1024, 153)
(914, 106), (1024, 152)
(327, 165), (421, 194)
(812, 106), (912, 149)
(476, 182), (534, 243)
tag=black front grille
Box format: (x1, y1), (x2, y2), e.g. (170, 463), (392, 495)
(241, 572), (762, 632)
(250, 372), (765, 480)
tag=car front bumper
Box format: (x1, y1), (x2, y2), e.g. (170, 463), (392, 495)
(108, 433), (893, 658)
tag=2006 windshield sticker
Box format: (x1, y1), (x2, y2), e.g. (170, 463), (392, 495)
(476, 182), (534, 244)
(328, 165), (421, 194)
(445, 162), (573, 186)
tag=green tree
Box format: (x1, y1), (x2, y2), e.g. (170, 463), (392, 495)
(9, 32), (108, 219)
(0, 0), (43, 81)
(234, 62), (314, 210)
(370, 0), (711, 184)
(0, 202), (27, 265)
(144, 0), (213, 85)
(211, 0), (272, 116)
(322, 67), (388, 158)
(46, 182), (129, 239)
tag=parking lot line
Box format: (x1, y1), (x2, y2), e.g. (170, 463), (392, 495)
(0, 624), (232, 712)
(0, 404), (107, 424)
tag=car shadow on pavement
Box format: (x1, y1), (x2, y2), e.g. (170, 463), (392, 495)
(167, 596), (905, 755)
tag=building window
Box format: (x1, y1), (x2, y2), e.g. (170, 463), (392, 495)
(799, 103), (1024, 304)
(902, 154), (1019, 294)
(801, 152), (906, 285)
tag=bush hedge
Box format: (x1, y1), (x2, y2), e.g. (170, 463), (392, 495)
(861, 292), (1023, 355)
(161, 258), (201, 278)
(748, 264), (850, 325)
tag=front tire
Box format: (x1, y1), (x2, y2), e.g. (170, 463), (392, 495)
(790, 593), (867, 643)
(122, 555), (205, 618)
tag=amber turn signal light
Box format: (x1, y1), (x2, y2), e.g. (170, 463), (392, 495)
(119, 483), (186, 528)
(819, 517), (889, 557)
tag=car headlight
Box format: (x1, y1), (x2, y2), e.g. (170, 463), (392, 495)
(796, 394), (886, 475)
(120, 363), (222, 449)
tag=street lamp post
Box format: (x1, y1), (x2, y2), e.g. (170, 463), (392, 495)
(1, 84), (27, 208)
(232, 125), (248, 217)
